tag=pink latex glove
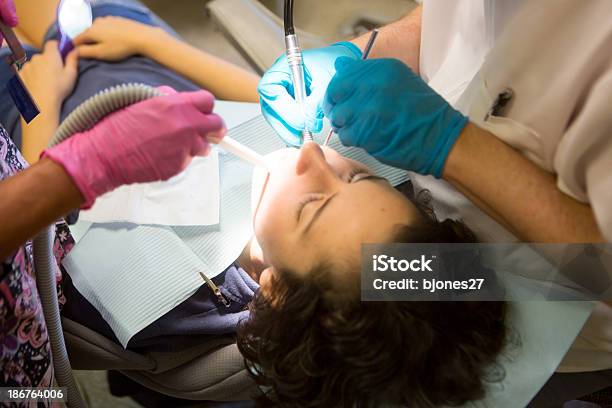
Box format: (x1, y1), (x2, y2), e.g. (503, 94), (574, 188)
(43, 86), (226, 208)
(0, 0), (18, 46)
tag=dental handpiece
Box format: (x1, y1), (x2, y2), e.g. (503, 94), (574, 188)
(323, 29), (379, 147)
(285, 33), (313, 144)
(216, 136), (269, 170)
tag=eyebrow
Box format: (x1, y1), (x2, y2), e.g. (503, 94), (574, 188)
(300, 175), (386, 235)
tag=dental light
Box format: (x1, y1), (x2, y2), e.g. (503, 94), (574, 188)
(57, 0), (93, 58)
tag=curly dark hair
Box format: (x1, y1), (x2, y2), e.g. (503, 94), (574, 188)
(237, 183), (508, 407)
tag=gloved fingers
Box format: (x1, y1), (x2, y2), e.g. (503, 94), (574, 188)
(327, 101), (355, 130)
(156, 85), (178, 95)
(303, 61), (314, 96)
(261, 102), (303, 147)
(336, 123), (359, 148)
(159, 155), (193, 181)
(0, 1), (18, 27)
(260, 84), (306, 131)
(334, 55), (359, 73)
(322, 83), (357, 120)
(326, 67), (359, 106)
(304, 87), (326, 134)
(182, 90), (216, 114)
(305, 115), (323, 135)
(192, 112), (225, 137)
(322, 88), (335, 118)
(258, 69), (293, 99)
(326, 78), (357, 107)
(207, 126), (227, 144)
(190, 135), (212, 157)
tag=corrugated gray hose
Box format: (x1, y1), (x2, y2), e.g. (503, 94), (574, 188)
(33, 83), (162, 408)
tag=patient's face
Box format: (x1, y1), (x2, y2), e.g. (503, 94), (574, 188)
(251, 143), (418, 280)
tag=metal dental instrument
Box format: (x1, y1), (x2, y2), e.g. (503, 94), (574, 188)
(283, 0), (313, 144)
(0, 21), (40, 123)
(216, 136), (269, 170)
(323, 29), (379, 147)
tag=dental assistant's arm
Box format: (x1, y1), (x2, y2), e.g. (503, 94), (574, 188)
(443, 123), (604, 243)
(2, 88), (226, 258)
(351, 5), (422, 73)
(0, 159), (83, 258)
(73, 17), (260, 102)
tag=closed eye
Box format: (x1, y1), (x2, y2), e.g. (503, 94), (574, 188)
(346, 168), (385, 184)
(296, 193), (325, 221)
(298, 175), (387, 235)
(346, 168), (369, 183)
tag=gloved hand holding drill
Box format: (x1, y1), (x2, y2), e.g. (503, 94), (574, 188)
(258, 45), (467, 177)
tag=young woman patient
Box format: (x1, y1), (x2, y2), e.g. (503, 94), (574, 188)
(64, 142), (507, 408)
(5, 2), (507, 407)
(239, 144), (508, 408)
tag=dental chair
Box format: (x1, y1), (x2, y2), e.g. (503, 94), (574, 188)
(63, 316), (257, 402)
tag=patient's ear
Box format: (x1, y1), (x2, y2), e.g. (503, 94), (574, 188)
(259, 267), (275, 292)
(258, 267), (284, 307)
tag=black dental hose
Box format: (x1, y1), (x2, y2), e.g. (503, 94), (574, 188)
(283, 0), (295, 35)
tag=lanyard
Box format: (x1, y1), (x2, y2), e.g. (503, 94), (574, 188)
(0, 21), (40, 123)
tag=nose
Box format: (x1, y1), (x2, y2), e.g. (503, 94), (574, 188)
(296, 142), (330, 177)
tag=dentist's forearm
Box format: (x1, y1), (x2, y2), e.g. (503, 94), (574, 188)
(141, 29), (260, 102)
(443, 123), (604, 243)
(0, 158), (83, 258)
(351, 5), (422, 73)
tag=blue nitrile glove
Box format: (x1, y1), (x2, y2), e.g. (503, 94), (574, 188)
(323, 58), (469, 178)
(258, 42), (362, 147)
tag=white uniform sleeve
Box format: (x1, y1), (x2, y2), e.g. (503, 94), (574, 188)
(554, 66), (612, 240)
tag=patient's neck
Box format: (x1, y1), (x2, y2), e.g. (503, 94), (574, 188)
(236, 238), (266, 283)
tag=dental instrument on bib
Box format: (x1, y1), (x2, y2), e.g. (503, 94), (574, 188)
(323, 29), (379, 147)
(283, 0), (313, 144)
